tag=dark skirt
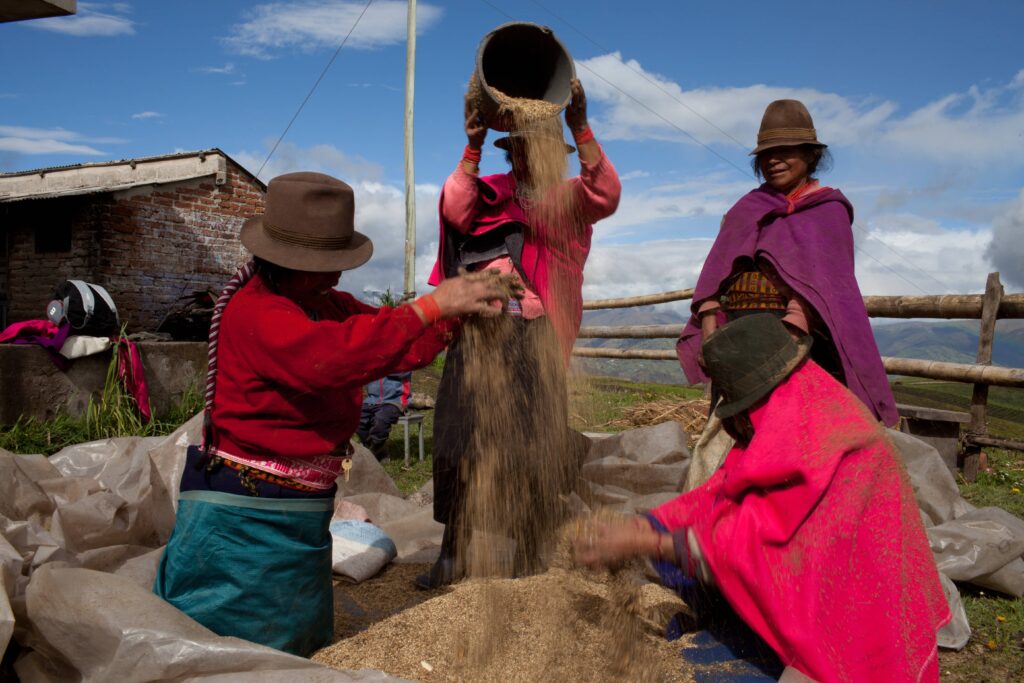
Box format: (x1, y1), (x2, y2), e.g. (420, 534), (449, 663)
(432, 317), (584, 530)
(153, 446), (335, 657)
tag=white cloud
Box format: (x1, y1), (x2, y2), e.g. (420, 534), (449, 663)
(581, 209), (995, 307)
(231, 142), (439, 298)
(578, 54), (1024, 165)
(196, 63), (236, 75)
(0, 138), (104, 156)
(130, 111), (163, 120)
(598, 174), (749, 235)
(986, 190), (1024, 290)
(582, 238), (713, 309)
(617, 170), (650, 181)
(29, 2), (135, 37)
(224, 0), (443, 58)
(855, 214), (993, 295)
(233, 140), (385, 183)
(0, 125), (125, 156)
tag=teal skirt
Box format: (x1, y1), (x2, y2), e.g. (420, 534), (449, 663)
(154, 490), (334, 656)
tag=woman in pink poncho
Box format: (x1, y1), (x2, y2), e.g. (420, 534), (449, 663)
(574, 314), (949, 683)
(419, 79), (621, 588)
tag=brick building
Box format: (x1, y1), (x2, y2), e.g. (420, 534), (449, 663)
(0, 149), (265, 330)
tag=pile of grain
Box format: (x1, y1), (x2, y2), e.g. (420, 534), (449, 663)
(315, 563), (693, 682)
(609, 399), (711, 448)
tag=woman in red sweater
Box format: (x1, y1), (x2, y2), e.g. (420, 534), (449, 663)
(154, 172), (512, 656)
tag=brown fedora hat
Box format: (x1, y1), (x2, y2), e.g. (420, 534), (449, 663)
(750, 99), (827, 155)
(240, 172), (373, 272)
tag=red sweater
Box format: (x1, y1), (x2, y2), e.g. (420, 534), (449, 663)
(210, 275), (454, 460)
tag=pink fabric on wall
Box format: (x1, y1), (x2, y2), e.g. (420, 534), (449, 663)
(114, 337), (152, 423)
(651, 361), (949, 683)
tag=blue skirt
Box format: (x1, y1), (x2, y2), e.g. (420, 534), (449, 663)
(154, 489), (334, 657)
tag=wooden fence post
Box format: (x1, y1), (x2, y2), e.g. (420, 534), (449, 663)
(962, 272), (1003, 482)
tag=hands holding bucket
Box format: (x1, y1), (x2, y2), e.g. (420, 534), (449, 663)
(464, 81), (488, 151)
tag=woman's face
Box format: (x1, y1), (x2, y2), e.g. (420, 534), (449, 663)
(280, 270), (341, 302)
(758, 145), (811, 194)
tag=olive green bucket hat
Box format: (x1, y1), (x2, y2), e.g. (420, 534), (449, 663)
(702, 313), (812, 419)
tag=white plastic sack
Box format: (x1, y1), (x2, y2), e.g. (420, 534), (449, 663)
(58, 335), (113, 359)
(0, 532), (22, 657)
(928, 506), (1024, 592)
(17, 565), (406, 682)
(330, 521), (398, 583)
(936, 572), (971, 650)
(887, 429), (974, 526)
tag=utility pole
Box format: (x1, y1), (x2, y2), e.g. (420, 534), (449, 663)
(402, 0), (417, 301)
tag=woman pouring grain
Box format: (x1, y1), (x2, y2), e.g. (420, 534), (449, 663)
(153, 172), (516, 656)
(419, 78), (622, 588)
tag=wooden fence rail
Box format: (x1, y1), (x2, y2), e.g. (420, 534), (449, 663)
(583, 291), (1024, 318)
(573, 272), (1022, 460)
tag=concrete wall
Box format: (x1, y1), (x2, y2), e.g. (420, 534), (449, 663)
(0, 341), (207, 425)
(2, 163), (264, 331)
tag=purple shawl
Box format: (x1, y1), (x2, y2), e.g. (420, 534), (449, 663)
(677, 185), (898, 426)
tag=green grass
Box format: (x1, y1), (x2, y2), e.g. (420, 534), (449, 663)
(891, 378), (1024, 440)
(0, 369), (203, 456)
(889, 379), (1024, 679)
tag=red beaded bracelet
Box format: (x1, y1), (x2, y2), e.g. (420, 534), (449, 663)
(413, 294), (442, 324)
(462, 145), (482, 164)
(572, 126), (595, 146)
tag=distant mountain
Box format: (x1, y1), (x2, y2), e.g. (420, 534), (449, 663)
(574, 309), (1024, 385)
(872, 319), (1024, 367)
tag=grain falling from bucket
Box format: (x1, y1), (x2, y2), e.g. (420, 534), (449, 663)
(444, 80), (662, 678)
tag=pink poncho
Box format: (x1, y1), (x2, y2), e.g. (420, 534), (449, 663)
(651, 361), (949, 683)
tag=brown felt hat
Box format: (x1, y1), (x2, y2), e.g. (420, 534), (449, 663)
(702, 313), (812, 419)
(750, 99), (827, 155)
(495, 131), (575, 154)
(240, 172), (373, 272)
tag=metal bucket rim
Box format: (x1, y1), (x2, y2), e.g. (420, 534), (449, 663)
(474, 21), (575, 107)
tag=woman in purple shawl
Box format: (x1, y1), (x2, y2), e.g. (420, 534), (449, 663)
(678, 99), (897, 427)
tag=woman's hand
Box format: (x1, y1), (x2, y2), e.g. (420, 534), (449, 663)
(464, 82), (487, 150)
(572, 515), (658, 571)
(564, 78), (588, 133)
(430, 271), (519, 319)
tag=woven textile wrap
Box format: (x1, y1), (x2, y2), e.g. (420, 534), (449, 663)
(676, 185), (897, 426)
(651, 361), (950, 683)
(154, 490), (334, 656)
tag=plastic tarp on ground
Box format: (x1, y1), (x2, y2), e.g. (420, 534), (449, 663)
(4, 413), (1023, 674)
(0, 415), (408, 682)
(334, 421), (1023, 653)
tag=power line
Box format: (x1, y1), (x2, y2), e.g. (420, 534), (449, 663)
(476, 0), (751, 178)
(521, 0), (750, 152)
(477, 0), (946, 294)
(256, 0), (376, 179)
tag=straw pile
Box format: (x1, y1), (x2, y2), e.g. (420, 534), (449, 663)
(609, 399), (710, 448)
(314, 563), (693, 682)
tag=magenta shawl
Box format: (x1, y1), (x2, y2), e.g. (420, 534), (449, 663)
(652, 361), (949, 682)
(677, 185), (897, 426)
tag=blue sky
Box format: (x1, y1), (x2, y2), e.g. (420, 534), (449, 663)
(2, 0), (1023, 304)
